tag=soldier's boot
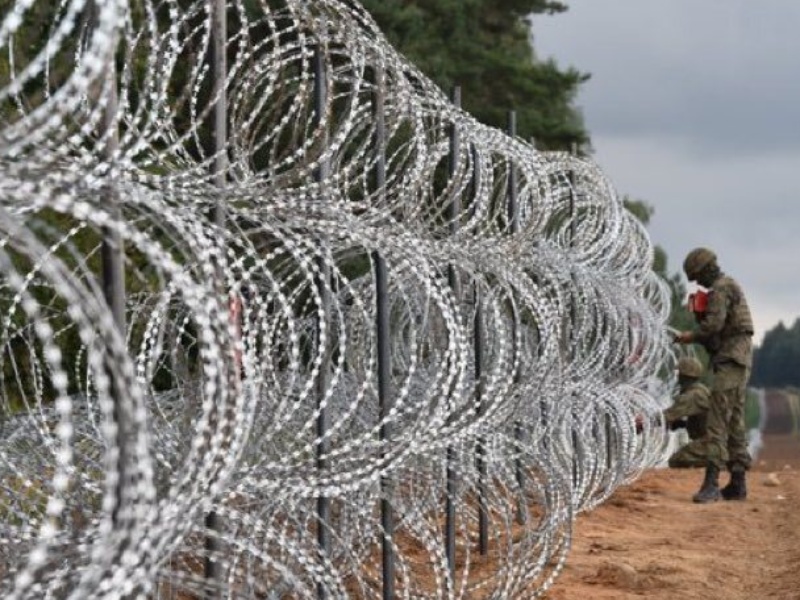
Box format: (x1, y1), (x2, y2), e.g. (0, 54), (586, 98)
(692, 464), (721, 504)
(720, 469), (747, 501)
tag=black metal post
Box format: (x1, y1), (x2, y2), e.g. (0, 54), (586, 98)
(204, 0), (228, 591)
(474, 285), (488, 555)
(372, 65), (395, 600)
(89, 0), (128, 532)
(507, 111), (526, 525)
(313, 39), (332, 600)
(531, 135), (549, 463)
(471, 140), (489, 555)
(444, 86), (461, 581)
(568, 143), (580, 496)
(605, 412), (614, 471)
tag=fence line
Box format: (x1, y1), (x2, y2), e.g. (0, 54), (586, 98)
(0, 1), (676, 597)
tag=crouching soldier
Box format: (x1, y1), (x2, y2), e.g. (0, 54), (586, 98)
(664, 357), (711, 469)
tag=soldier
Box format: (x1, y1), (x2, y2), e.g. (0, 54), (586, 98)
(664, 357), (711, 469)
(674, 247), (754, 503)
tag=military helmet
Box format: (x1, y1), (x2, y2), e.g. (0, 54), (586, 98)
(677, 356), (703, 378)
(683, 247), (717, 280)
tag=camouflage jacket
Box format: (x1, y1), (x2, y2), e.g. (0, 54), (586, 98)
(694, 274), (754, 367)
(664, 381), (711, 439)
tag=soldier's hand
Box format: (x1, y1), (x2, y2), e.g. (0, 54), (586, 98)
(669, 418), (687, 431)
(673, 331), (693, 344)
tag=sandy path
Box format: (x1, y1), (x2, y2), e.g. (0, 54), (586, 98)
(543, 434), (800, 600)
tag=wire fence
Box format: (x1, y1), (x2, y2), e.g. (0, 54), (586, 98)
(0, 1), (677, 597)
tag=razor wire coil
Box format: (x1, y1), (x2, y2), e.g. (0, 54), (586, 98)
(0, 0), (678, 597)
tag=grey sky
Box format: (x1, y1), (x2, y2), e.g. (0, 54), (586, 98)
(533, 0), (800, 343)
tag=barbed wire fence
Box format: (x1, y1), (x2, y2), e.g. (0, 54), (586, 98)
(0, 0), (679, 597)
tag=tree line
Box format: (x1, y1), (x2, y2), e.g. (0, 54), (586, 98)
(360, 0), (588, 150)
(751, 319), (800, 388)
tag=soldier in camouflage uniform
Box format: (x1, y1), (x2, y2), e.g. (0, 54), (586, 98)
(675, 247), (754, 503)
(664, 357), (711, 468)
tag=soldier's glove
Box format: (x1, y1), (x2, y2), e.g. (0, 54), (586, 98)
(668, 418), (688, 431)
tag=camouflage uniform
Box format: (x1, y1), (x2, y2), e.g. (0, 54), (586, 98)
(678, 248), (755, 503)
(664, 380), (711, 468)
(692, 274), (754, 472)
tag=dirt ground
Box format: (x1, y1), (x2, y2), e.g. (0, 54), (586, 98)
(542, 434), (800, 600)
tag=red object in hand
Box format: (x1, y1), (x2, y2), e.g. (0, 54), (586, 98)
(688, 290), (709, 315)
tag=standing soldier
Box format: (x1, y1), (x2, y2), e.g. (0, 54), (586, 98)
(664, 357), (711, 469)
(674, 247), (754, 503)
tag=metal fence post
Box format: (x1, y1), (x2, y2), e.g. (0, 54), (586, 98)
(507, 111), (526, 525)
(89, 0), (128, 530)
(204, 0), (228, 592)
(472, 141), (489, 555)
(313, 38), (332, 600)
(444, 86), (461, 582)
(568, 143), (580, 495)
(372, 64), (395, 600)
(606, 412), (614, 471)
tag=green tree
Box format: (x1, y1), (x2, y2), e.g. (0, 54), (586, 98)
(359, 0), (589, 150)
(622, 197), (692, 331)
(752, 319), (800, 388)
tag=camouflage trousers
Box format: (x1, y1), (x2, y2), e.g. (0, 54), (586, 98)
(668, 439), (707, 469)
(705, 361), (752, 471)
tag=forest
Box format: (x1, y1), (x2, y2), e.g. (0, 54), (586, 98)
(752, 318), (800, 388)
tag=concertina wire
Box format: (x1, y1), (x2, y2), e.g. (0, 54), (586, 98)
(0, 0), (677, 597)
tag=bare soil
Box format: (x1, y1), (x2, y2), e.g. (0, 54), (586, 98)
(542, 434), (800, 600)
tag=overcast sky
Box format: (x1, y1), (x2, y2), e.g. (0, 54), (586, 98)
(532, 0), (800, 344)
